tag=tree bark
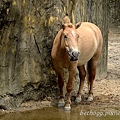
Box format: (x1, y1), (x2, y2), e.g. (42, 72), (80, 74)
(0, 0), (109, 109)
(109, 0), (120, 33)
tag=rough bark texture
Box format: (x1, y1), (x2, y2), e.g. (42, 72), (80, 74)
(109, 0), (120, 33)
(0, 0), (109, 109)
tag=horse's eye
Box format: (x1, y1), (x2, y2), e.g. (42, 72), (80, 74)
(64, 35), (67, 39)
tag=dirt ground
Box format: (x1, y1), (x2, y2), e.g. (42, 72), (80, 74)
(0, 33), (120, 114)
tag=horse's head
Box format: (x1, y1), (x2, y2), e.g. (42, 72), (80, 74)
(61, 17), (81, 61)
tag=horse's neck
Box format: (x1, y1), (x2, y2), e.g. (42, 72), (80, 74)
(52, 30), (66, 56)
(56, 30), (65, 50)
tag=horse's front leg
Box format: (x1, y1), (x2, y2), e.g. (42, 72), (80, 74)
(65, 67), (76, 110)
(56, 68), (65, 107)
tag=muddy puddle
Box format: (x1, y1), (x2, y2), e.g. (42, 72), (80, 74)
(0, 106), (120, 120)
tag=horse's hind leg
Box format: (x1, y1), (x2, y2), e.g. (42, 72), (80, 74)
(87, 57), (98, 101)
(75, 65), (86, 103)
(56, 68), (65, 107)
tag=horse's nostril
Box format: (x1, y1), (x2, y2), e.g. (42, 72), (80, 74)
(68, 50), (79, 61)
(72, 51), (79, 57)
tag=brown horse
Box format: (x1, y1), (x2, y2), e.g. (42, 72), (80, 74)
(51, 16), (103, 110)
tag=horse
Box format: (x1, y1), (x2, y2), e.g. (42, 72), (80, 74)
(51, 16), (103, 110)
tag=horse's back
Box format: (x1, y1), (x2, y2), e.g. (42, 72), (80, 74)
(78, 22), (102, 43)
(77, 22), (103, 65)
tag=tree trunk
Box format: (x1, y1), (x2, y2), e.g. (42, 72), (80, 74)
(0, 0), (109, 109)
(109, 0), (120, 33)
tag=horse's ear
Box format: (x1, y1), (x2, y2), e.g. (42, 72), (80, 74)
(62, 24), (66, 30)
(75, 22), (81, 29)
(64, 16), (70, 24)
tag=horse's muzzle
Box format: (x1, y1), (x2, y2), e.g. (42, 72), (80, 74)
(68, 51), (80, 61)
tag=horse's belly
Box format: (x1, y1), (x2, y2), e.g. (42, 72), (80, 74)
(77, 46), (97, 66)
(77, 38), (98, 65)
(77, 55), (92, 66)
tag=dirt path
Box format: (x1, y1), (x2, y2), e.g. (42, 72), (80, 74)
(107, 33), (120, 80)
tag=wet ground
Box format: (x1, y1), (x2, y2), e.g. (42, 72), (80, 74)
(0, 107), (120, 120)
(0, 33), (120, 119)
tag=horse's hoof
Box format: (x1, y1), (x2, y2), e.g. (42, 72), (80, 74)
(58, 99), (65, 107)
(87, 96), (93, 102)
(64, 104), (71, 111)
(75, 97), (82, 103)
(75, 94), (82, 103)
(58, 101), (65, 107)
